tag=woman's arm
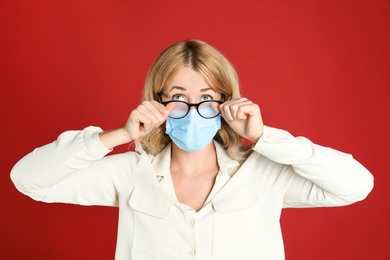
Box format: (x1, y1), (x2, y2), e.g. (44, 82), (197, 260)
(10, 126), (138, 206)
(253, 126), (374, 207)
(10, 101), (174, 205)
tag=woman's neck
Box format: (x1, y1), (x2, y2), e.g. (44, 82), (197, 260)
(170, 141), (218, 176)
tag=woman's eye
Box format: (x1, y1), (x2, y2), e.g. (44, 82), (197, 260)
(201, 95), (212, 101)
(172, 94), (184, 101)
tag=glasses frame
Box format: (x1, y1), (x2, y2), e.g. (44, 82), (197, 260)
(161, 100), (224, 119)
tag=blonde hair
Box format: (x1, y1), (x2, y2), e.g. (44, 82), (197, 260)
(138, 39), (252, 163)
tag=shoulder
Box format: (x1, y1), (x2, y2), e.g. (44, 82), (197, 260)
(97, 150), (148, 172)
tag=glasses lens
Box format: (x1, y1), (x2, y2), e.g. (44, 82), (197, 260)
(168, 101), (189, 118)
(198, 101), (220, 118)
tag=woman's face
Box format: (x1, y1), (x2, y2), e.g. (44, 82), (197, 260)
(160, 67), (223, 103)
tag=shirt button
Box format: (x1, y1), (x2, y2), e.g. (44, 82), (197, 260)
(188, 219), (195, 226)
(189, 249), (196, 256)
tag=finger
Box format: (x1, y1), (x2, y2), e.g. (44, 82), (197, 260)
(134, 108), (157, 130)
(220, 98), (249, 121)
(136, 101), (170, 128)
(149, 100), (174, 117)
(128, 110), (157, 136)
(220, 100), (237, 121)
(164, 102), (176, 114)
(141, 101), (168, 122)
(235, 101), (258, 120)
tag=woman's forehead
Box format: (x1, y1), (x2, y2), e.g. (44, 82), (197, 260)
(164, 67), (211, 90)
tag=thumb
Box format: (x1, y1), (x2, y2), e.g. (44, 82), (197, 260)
(164, 102), (176, 116)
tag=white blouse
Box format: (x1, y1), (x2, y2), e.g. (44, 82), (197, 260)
(10, 126), (373, 260)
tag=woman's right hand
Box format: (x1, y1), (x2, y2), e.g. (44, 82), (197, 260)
(99, 101), (174, 149)
(123, 100), (174, 141)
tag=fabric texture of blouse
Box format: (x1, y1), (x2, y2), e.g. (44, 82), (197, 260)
(10, 126), (374, 260)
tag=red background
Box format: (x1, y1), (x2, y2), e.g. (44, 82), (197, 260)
(1, 0), (389, 259)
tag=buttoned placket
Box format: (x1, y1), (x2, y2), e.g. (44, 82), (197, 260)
(158, 170), (236, 259)
(151, 141), (241, 258)
(177, 205), (198, 258)
(157, 171), (199, 258)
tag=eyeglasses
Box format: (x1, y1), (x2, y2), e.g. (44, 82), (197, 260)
(161, 100), (223, 119)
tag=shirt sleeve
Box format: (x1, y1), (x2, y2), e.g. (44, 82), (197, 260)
(252, 126), (374, 208)
(10, 126), (140, 206)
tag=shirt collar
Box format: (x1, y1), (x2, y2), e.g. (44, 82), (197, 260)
(213, 141), (241, 174)
(151, 143), (172, 178)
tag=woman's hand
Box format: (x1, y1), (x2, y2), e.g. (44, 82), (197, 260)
(99, 101), (174, 149)
(220, 98), (264, 143)
(123, 101), (174, 141)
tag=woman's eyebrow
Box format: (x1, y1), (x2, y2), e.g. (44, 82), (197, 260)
(200, 87), (215, 93)
(167, 86), (186, 93)
(167, 86), (215, 93)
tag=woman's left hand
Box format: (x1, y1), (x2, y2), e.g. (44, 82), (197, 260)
(219, 98), (264, 143)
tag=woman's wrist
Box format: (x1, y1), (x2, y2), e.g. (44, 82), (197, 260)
(98, 127), (132, 150)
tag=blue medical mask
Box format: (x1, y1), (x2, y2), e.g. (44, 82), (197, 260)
(165, 109), (221, 152)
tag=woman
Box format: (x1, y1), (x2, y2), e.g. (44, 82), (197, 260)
(11, 39), (374, 259)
